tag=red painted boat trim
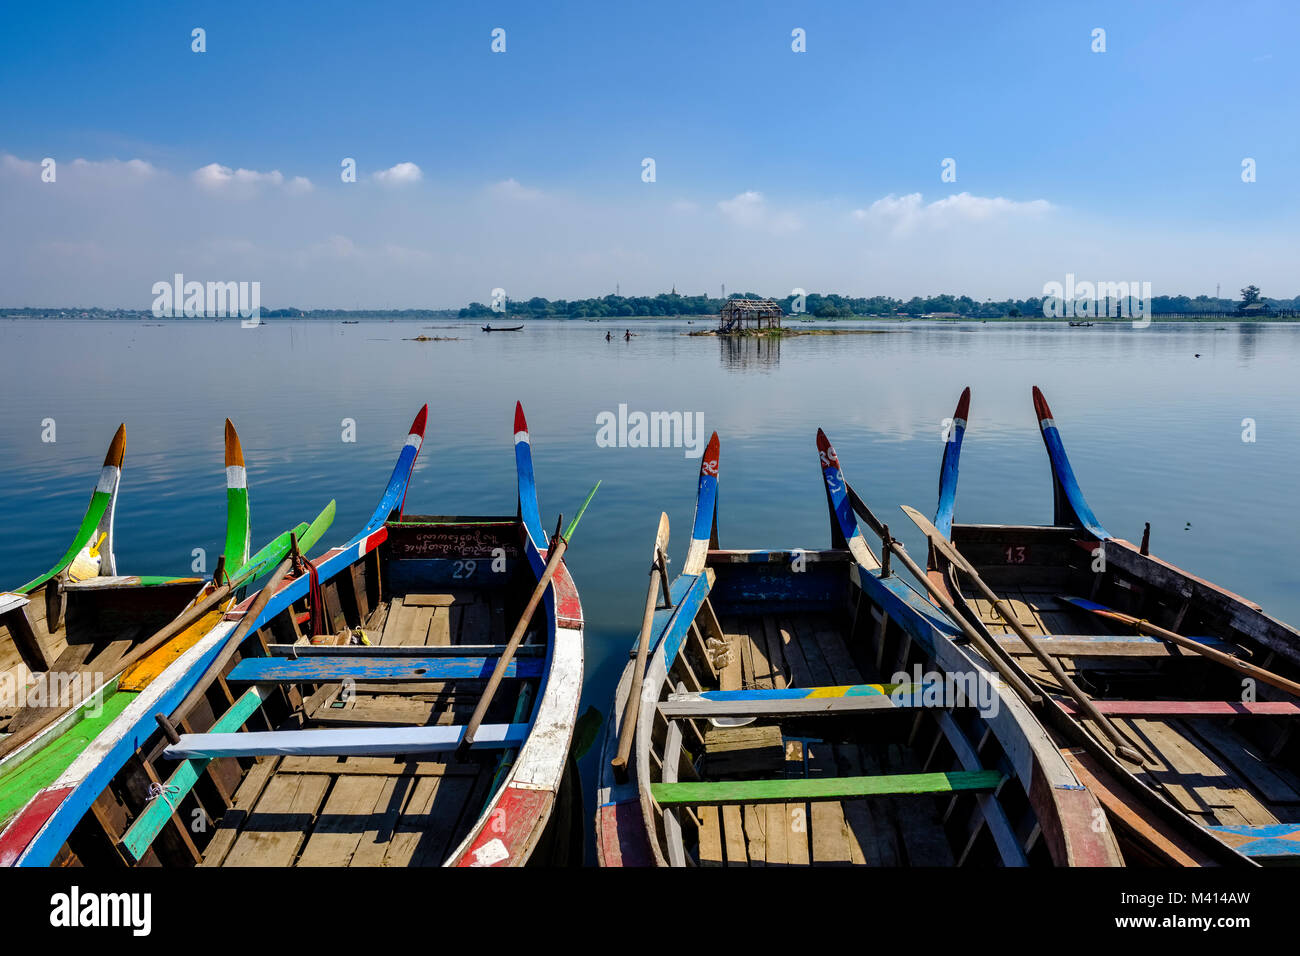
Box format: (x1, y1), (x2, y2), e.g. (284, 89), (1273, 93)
(1027, 765), (1119, 866)
(548, 560), (583, 629)
(451, 785), (551, 866)
(597, 799), (655, 867)
(0, 787), (72, 867)
(1059, 699), (1300, 718)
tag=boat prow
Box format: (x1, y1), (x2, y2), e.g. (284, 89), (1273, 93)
(1032, 386), (1109, 539)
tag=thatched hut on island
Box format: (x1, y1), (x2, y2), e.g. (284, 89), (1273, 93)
(719, 297), (783, 333)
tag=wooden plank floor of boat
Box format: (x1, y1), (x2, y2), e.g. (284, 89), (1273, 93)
(695, 611), (955, 867)
(200, 591), (522, 867)
(985, 583), (1300, 832)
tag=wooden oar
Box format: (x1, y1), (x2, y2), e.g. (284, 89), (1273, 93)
(900, 505), (1149, 765)
(840, 484), (1043, 706)
(1061, 596), (1300, 699)
(0, 539), (301, 761)
(611, 513), (670, 782)
(458, 481), (600, 758)
(160, 548), (298, 727)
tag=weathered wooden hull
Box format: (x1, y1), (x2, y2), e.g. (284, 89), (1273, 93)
(597, 431), (1120, 867)
(921, 385), (1300, 866)
(2, 404), (583, 868)
(0, 420), (330, 852)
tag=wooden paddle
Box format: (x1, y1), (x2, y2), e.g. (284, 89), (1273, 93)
(900, 505), (1150, 765)
(1061, 596), (1300, 699)
(611, 513), (670, 782)
(0, 537), (305, 762)
(840, 484), (1043, 707)
(160, 548), (298, 728)
(457, 481), (600, 758)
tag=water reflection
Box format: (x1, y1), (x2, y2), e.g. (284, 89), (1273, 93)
(718, 333), (781, 371)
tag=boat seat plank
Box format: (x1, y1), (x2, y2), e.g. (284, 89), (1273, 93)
(163, 722), (530, 759)
(1206, 823), (1300, 859)
(660, 682), (914, 719)
(650, 770), (1004, 807)
(226, 654), (543, 684)
(266, 643), (545, 658)
(1058, 700), (1300, 718)
(996, 633), (1240, 657)
(119, 687), (270, 862)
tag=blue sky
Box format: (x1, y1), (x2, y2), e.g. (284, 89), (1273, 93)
(1, 0), (1297, 307)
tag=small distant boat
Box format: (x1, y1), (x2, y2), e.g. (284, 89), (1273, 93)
(482, 324), (524, 332)
(1067, 321), (1095, 327)
(341, 320), (360, 324)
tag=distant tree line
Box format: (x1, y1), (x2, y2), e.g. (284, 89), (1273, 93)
(457, 290), (1300, 319)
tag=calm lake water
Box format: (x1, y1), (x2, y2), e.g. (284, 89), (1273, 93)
(2, 316), (1298, 849)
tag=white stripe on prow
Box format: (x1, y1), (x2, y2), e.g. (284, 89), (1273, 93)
(513, 430), (529, 445)
(404, 434), (422, 450)
(225, 465), (247, 489)
(1040, 417), (1056, 430)
(95, 466), (121, 494)
(952, 417), (967, 430)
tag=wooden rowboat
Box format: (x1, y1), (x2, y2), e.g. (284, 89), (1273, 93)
(916, 385), (1300, 865)
(482, 324), (524, 332)
(595, 431), (1121, 866)
(0, 421), (334, 857)
(1, 403), (584, 867)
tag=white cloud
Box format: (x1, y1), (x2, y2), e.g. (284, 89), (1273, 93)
(487, 177), (542, 200)
(193, 163), (312, 195)
(1, 153), (158, 181)
(372, 162), (423, 186)
(853, 191), (1052, 234)
(70, 157), (157, 178)
(717, 190), (765, 225)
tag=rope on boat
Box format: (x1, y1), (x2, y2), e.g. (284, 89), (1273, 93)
(145, 782), (182, 813)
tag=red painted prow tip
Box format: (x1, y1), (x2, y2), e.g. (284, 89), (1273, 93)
(954, 387), (971, 420)
(513, 401), (528, 435)
(409, 404), (429, 439)
(700, 432), (720, 474)
(1031, 385), (1053, 424)
(103, 424), (126, 468)
(224, 419), (245, 468)
(816, 428), (838, 465)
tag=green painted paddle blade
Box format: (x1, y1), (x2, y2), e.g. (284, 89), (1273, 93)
(563, 481), (600, 540)
(296, 499), (336, 554)
(234, 524), (304, 584)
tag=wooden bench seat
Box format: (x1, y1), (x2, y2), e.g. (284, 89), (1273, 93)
(1057, 700), (1300, 718)
(650, 770), (1003, 807)
(994, 633), (1240, 658)
(266, 643), (544, 658)
(119, 687), (270, 862)
(226, 654), (542, 683)
(162, 722), (529, 760)
(1206, 823), (1300, 860)
(660, 682), (914, 719)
